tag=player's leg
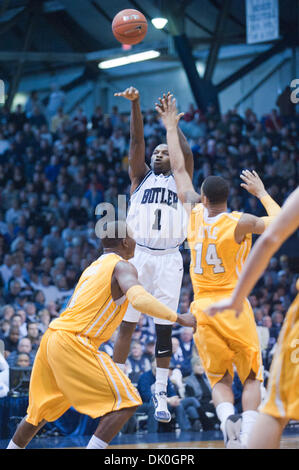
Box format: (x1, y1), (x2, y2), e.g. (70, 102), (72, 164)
(212, 371), (239, 447)
(192, 303), (238, 447)
(46, 331), (142, 449)
(213, 297), (264, 448)
(247, 414), (288, 449)
(248, 300), (299, 449)
(152, 251), (184, 423)
(87, 406), (138, 449)
(113, 320), (138, 371)
(7, 417), (47, 449)
(212, 370), (234, 408)
(230, 299), (264, 448)
(239, 369), (261, 447)
(153, 322), (173, 422)
(193, 309), (246, 446)
(113, 248), (151, 371)
(7, 330), (70, 449)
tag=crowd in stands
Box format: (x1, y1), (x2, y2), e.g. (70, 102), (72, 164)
(0, 85), (298, 433)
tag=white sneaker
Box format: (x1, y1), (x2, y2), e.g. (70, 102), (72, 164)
(152, 392), (171, 423)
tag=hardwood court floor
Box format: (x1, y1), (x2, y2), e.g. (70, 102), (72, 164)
(1, 429), (298, 449)
(109, 436), (299, 449)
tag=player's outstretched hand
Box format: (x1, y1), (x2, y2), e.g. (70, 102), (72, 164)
(155, 93), (184, 129)
(205, 298), (243, 318)
(155, 92), (171, 114)
(176, 312), (197, 332)
(240, 170), (267, 199)
(114, 86), (139, 101)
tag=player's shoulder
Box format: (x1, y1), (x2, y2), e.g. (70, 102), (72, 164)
(131, 170), (153, 195)
(223, 210), (243, 222)
(191, 202), (204, 213)
(114, 259), (137, 275)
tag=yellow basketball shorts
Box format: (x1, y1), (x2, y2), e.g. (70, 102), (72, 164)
(191, 293), (263, 388)
(26, 328), (142, 426)
(260, 294), (299, 421)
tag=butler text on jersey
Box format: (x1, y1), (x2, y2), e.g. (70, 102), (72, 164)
(141, 187), (179, 207)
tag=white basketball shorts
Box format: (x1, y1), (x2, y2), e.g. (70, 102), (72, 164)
(124, 244), (184, 325)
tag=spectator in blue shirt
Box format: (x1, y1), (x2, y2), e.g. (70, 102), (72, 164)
(44, 156), (61, 182)
(179, 327), (194, 360)
(184, 355), (219, 430)
(83, 183), (104, 209)
(6, 337), (35, 367)
(126, 340), (151, 386)
(171, 336), (192, 377)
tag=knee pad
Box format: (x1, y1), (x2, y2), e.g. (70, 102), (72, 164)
(155, 324), (173, 358)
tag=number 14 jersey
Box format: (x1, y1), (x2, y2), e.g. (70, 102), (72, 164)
(127, 171), (189, 250)
(188, 203), (252, 299)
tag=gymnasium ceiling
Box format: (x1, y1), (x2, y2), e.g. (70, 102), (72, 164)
(0, 0), (298, 86)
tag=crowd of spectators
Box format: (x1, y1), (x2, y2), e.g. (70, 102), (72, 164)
(0, 85), (298, 433)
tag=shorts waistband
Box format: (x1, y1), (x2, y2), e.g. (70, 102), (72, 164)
(136, 243), (180, 256)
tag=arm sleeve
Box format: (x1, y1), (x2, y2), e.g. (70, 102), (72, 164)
(126, 285), (178, 323)
(260, 194), (281, 216)
(260, 216), (277, 229)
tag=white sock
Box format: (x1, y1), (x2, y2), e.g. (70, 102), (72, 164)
(216, 402), (235, 440)
(240, 410), (259, 447)
(115, 362), (125, 372)
(86, 435), (108, 449)
(155, 367), (169, 394)
(7, 439), (23, 449)
(216, 402), (235, 425)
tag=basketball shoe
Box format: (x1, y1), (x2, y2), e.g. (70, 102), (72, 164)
(222, 414), (245, 449)
(152, 392), (171, 423)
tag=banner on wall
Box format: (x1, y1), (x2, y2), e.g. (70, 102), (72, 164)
(246, 0), (279, 44)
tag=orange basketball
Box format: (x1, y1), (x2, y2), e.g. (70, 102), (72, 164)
(112, 9), (148, 45)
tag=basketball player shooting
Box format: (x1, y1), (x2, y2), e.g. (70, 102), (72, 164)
(6, 221), (196, 450)
(112, 86), (193, 423)
(206, 187), (299, 449)
(155, 93), (281, 448)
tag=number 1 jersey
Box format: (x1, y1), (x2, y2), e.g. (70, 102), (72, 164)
(188, 203), (252, 298)
(127, 171), (188, 250)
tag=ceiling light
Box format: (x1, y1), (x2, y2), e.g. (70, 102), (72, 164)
(98, 50), (161, 69)
(196, 62), (205, 77)
(151, 17), (168, 29)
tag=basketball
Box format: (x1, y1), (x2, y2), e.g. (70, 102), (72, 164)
(2, 0), (299, 453)
(112, 9), (147, 45)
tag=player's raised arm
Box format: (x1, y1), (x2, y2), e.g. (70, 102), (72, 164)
(207, 187), (299, 317)
(114, 87), (149, 193)
(155, 94), (200, 208)
(240, 169), (281, 216)
(156, 93), (194, 180)
(114, 261), (197, 330)
(234, 170), (281, 243)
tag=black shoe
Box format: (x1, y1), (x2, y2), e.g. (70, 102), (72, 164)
(224, 414), (244, 449)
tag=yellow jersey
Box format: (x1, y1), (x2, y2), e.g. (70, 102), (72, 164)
(188, 204), (251, 298)
(49, 253), (129, 348)
(260, 280), (299, 420)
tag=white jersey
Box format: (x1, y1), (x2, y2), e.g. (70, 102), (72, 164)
(127, 170), (188, 250)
